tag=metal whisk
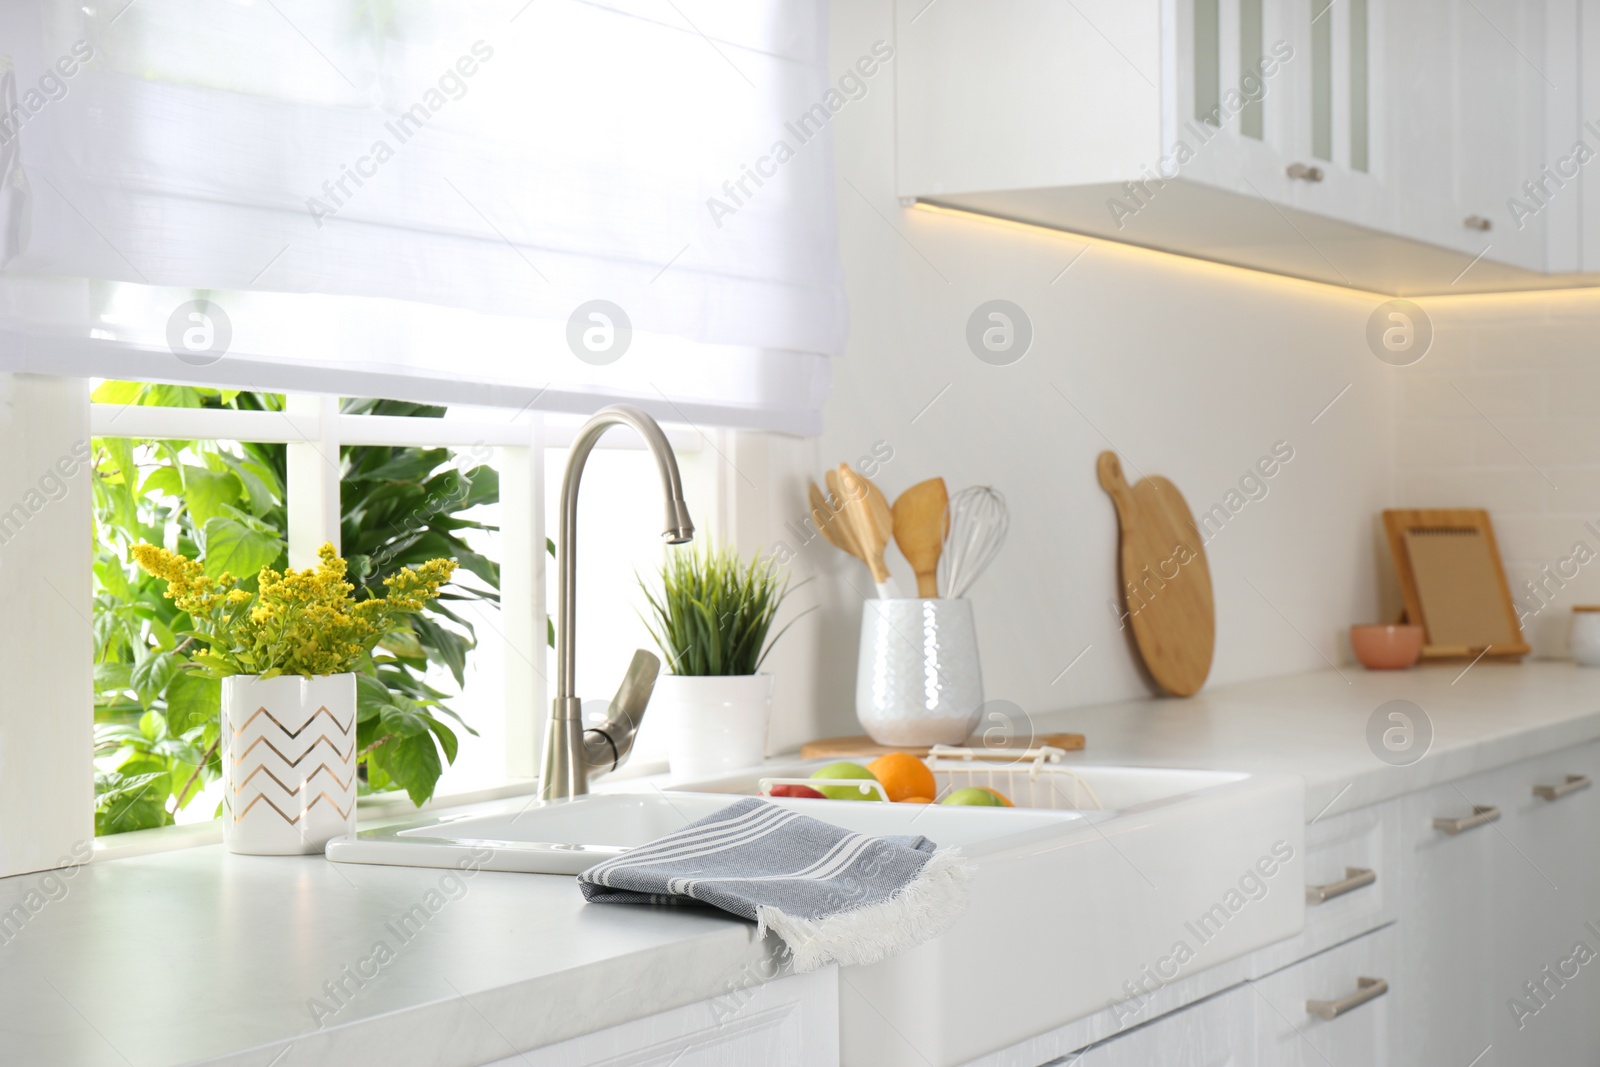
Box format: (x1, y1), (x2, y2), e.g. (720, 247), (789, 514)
(939, 486), (1008, 598)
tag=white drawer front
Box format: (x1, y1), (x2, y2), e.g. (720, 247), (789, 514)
(1300, 801), (1397, 949)
(1072, 982), (1257, 1067)
(485, 968), (838, 1067)
(1252, 926), (1394, 1067)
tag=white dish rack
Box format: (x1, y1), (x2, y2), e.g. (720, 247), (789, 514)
(756, 745), (1103, 811)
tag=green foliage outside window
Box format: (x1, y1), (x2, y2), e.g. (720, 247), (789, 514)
(91, 384), (499, 834)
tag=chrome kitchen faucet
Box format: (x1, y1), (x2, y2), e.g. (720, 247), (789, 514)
(537, 404), (695, 801)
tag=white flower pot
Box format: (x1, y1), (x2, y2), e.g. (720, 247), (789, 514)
(656, 673), (774, 779)
(856, 598), (984, 746)
(221, 673), (357, 855)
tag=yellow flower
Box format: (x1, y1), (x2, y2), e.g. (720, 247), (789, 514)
(131, 540), (456, 678)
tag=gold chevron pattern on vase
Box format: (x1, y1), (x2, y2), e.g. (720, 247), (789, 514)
(225, 700), (356, 831)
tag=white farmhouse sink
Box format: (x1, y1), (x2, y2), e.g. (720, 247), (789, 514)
(325, 791), (1086, 876)
(330, 762), (1304, 1067)
(671, 760), (1306, 1067)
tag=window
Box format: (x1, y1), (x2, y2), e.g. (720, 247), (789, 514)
(81, 384), (713, 840)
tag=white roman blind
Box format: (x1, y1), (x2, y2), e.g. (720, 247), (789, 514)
(0, 0), (847, 433)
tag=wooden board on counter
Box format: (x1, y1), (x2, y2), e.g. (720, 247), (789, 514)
(1097, 451), (1216, 697)
(800, 732), (1085, 760)
(1382, 508), (1529, 660)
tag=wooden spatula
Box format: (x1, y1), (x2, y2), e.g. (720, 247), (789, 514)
(823, 469), (864, 559)
(892, 477), (949, 598)
(809, 480), (857, 558)
(837, 464), (894, 595)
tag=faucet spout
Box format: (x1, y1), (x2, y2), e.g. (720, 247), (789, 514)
(539, 404), (694, 801)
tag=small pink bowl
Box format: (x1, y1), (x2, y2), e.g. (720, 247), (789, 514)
(1350, 624), (1424, 670)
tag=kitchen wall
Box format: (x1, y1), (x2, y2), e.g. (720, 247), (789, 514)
(741, 0), (1403, 752)
(1397, 292), (1600, 658)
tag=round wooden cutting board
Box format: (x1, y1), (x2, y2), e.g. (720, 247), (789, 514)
(1097, 451), (1215, 697)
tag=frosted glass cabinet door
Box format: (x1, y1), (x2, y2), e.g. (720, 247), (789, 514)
(1072, 983), (1257, 1066)
(1281, 0), (1391, 232)
(1169, 0), (1301, 212)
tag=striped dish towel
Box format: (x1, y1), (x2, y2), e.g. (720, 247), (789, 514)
(577, 797), (974, 971)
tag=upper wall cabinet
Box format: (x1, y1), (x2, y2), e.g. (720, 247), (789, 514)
(896, 0), (1574, 294)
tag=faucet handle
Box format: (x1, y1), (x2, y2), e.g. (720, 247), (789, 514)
(581, 650), (661, 774)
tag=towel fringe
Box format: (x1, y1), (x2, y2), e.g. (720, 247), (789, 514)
(755, 847), (977, 972)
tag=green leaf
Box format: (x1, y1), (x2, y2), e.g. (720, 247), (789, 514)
(371, 733), (443, 806)
(425, 715), (459, 765)
(94, 557), (135, 601)
(378, 700), (430, 738)
(144, 384), (204, 409)
(94, 769), (171, 834)
(182, 467), (244, 527)
(355, 673), (393, 722)
(378, 626), (425, 660)
(130, 651), (180, 711)
(94, 661), (133, 693)
(213, 452), (278, 517)
(139, 467), (184, 498)
(90, 380), (145, 405)
(165, 672), (220, 734)
(201, 517), (283, 580)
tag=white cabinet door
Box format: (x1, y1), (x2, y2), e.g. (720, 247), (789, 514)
(1251, 926), (1395, 1066)
(1452, 0), (1548, 270)
(1371, 0), (1457, 252)
(1394, 767), (1504, 1067)
(1073, 982), (1257, 1066)
(1486, 741), (1600, 1064)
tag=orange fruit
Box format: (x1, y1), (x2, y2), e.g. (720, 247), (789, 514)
(867, 752), (937, 803)
(899, 796), (934, 804)
(979, 786), (1014, 807)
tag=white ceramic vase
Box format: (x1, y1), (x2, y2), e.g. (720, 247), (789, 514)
(221, 673), (357, 855)
(656, 673), (775, 779)
(856, 598), (984, 746)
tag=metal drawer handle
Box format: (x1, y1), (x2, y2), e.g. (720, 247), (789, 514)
(1287, 162), (1325, 182)
(1534, 775), (1591, 802)
(1307, 977), (1388, 1020)
(1307, 867), (1376, 904)
(1434, 805), (1500, 834)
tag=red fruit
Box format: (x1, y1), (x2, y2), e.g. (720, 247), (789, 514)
(770, 783), (826, 799)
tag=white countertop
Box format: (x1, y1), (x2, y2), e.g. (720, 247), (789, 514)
(1028, 660), (1600, 819)
(5, 661), (1598, 1066)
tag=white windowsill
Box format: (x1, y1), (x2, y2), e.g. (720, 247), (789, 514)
(89, 757), (674, 862)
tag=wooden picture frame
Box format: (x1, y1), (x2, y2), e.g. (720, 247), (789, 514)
(1382, 509), (1529, 660)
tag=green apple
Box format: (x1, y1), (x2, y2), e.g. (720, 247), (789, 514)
(941, 787), (1004, 807)
(809, 761), (883, 800)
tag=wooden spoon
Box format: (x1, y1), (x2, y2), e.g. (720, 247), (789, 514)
(836, 464), (894, 589)
(892, 477), (949, 598)
(808, 480), (856, 557)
